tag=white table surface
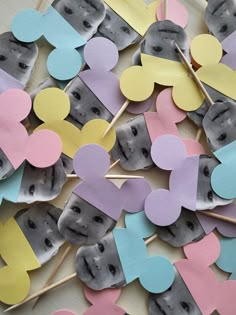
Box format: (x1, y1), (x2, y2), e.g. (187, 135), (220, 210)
(0, 1), (228, 314)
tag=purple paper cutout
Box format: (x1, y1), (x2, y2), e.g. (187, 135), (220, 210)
(151, 134), (186, 170)
(119, 179), (152, 213)
(79, 37), (152, 115)
(221, 31), (236, 70)
(145, 135), (199, 226)
(73, 144), (110, 180)
(0, 69), (25, 93)
(72, 144), (151, 220)
(197, 204), (236, 238)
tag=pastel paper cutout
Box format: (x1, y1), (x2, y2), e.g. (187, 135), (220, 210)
(156, 0), (188, 28)
(113, 212), (175, 293)
(104, 0), (159, 36)
(52, 287), (126, 315)
(191, 34), (222, 67)
(0, 69), (25, 93)
(197, 204), (236, 238)
(73, 144), (152, 221)
(145, 135), (200, 226)
(211, 141), (236, 199)
(221, 31), (236, 70)
(175, 233), (236, 315)
(11, 7), (86, 80)
(83, 286), (126, 315)
(216, 237), (236, 280)
(79, 37), (152, 115)
(120, 34), (236, 111)
(0, 218), (41, 304)
(0, 89), (62, 169)
(0, 164), (24, 204)
(34, 88), (116, 158)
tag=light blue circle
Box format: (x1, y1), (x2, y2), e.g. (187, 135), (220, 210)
(47, 48), (82, 81)
(11, 9), (43, 42)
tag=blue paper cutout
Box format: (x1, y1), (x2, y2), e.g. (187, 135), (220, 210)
(0, 164), (24, 204)
(211, 141), (236, 199)
(114, 212), (175, 293)
(216, 237), (236, 280)
(11, 6), (86, 80)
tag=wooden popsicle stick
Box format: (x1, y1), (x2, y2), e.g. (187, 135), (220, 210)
(66, 174), (144, 179)
(164, 0), (168, 19)
(195, 128), (203, 142)
(4, 273), (77, 312)
(109, 159), (120, 169)
(35, 0), (44, 11)
(31, 244), (73, 309)
(103, 99), (130, 137)
(175, 43), (214, 106)
(145, 233), (158, 245)
(200, 210), (236, 225)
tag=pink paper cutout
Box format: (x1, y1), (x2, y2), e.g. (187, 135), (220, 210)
(0, 89), (62, 169)
(73, 144), (152, 220)
(83, 286), (125, 315)
(175, 233), (236, 315)
(51, 287), (126, 315)
(79, 37), (152, 115)
(144, 88), (204, 154)
(156, 0), (189, 28)
(52, 311), (76, 315)
(145, 135), (200, 226)
(196, 204), (236, 238)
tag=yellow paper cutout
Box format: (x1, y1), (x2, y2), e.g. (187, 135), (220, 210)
(0, 218), (40, 304)
(142, 54), (187, 85)
(120, 66), (155, 102)
(191, 34), (222, 67)
(0, 266), (30, 305)
(34, 88), (116, 158)
(173, 77), (205, 111)
(34, 87), (70, 121)
(120, 34), (236, 112)
(198, 64), (236, 100)
(104, 0), (159, 35)
(0, 217), (40, 270)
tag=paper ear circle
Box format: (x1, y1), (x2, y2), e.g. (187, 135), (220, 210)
(73, 144), (110, 180)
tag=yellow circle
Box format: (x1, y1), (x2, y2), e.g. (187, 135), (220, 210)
(33, 87), (70, 122)
(191, 34), (222, 66)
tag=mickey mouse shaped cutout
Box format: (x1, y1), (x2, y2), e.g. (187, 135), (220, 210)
(175, 233), (236, 315)
(58, 144), (152, 245)
(76, 211), (175, 293)
(0, 89), (62, 180)
(216, 237), (236, 281)
(11, 6), (87, 80)
(144, 88), (204, 155)
(120, 34), (236, 112)
(79, 37), (152, 116)
(52, 286), (127, 315)
(33, 88), (116, 159)
(144, 135), (231, 226)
